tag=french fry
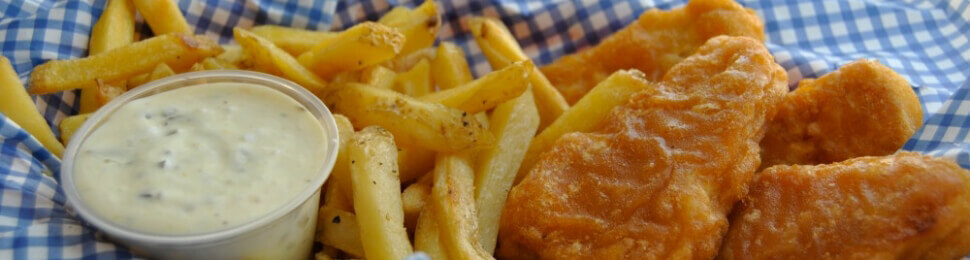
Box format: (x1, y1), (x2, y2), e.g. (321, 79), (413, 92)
(0, 57), (64, 157)
(148, 63), (175, 81)
(30, 34), (223, 94)
(420, 60), (531, 114)
(377, 7), (410, 25)
(330, 114), (356, 209)
(397, 144), (435, 183)
(474, 89), (540, 253)
(392, 59), (432, 97)
(199, 57), (226, 70)
(316, 206), (365, 258)
(325, 84), (493, 152)
(470, 17), (569, 131)
(59, 113), (91, 144)
(431, 153), (491, 259)
(127, 63), (175, 89)
(414, 206), (448, 260)
(378, 0), (440, 56)
(94, 80), (125, 106)
(382, 47), (436, 72)
(215, 45), (251, 69)
(81, 0), (136, 113)
(89, 0), (137, 54)
(349, 126), (412, 260)
(188, 62), (206, 72)
(431, 42), (474, 90)
(323, 182), (353, 213)
(127, 73), (149, 89)
(298, 22), (404, 79)
(234, 28), (328, 94)
(132, 0), (191, 35)
(402, 180), (431, 231)
(516, 70), (652, 183)
(250, 25), (338, 56)
(360, 66), (396, 89)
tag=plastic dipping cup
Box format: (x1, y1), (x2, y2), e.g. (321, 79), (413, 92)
(60, 71), (339, 259)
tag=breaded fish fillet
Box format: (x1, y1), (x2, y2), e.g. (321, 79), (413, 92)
(539, 0), (765, 104)
(760, 59), (923, 168)
(720, 152), (970, 259)
(498, 36), (787, 259)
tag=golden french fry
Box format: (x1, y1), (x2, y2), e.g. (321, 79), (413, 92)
(382, 47), (435, 72)
(58, 113), (91, 144)
(349, 126), (412, 259)
(298, 22), (404, 79)
(148, 63), (175, 81)
(470, 17), (569, 131)
(397, 144), (435, 183)
(188, 62), (206, 72)
(325, 84), (493, 152)
(199, 57), (225, 70)
(431, 153), (491, 259)
(78, 88), (101, 113)
(132, 0), (191, 35)
(402, 180), (431, 231)
(431, 42), (473, 90)
(392, 59), (432, 97)
(378, 0), (440, 56)
(323, 182), (353, 213)
(94, 80), (125, 106)
(81, 0), (136, 113)
(30, 34), (223, 94)
(215, 45), (250, 69)
(89, 0), (136, 54)
(377, 7), (410, 24)
(250, 25), (338, 56)
(414, 206), (448, 260)
(420, 60), (531, 114)
(127, 63), (175, 89)
(330, 114), (356, 209)
(127, 73), (149, 89)
(474, 89), (540, 253)
(235, 28), (328, 94)
(0, 57), (64, 157)
(316, 206), (365, 258)
(516, 70), (652, 183)
(360, 65), (396, 89)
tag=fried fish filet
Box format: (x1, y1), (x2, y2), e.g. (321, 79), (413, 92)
(539, 0), (765, 104)
(759, 59), (923, 168)
(720, 152), (970, 259)
(498, 36), (787, 259)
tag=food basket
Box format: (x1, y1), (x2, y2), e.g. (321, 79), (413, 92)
(1, 0), (968, 258)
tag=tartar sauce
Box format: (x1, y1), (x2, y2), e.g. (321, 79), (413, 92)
(74, 82), (327, 235)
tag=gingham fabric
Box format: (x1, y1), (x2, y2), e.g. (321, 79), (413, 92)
(1, 0), (969, 258)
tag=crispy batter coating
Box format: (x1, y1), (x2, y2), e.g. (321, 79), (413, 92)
(498, 36), (787, 259)
(720, 152), (970, 259)
(539, 0), (765, 104)
(760, 59), (923, 168)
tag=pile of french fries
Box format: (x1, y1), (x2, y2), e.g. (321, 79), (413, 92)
(0, 0), (643, 259)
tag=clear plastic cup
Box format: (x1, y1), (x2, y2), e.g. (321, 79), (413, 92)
(60, 70), (339, 259)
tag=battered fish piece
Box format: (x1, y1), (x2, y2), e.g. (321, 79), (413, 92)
(720, 152), (970, 259)
(760, 60), (923, 168)
(499, 36), (787, 259)
(540, 0), (765, 104)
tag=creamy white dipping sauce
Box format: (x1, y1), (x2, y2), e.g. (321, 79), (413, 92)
(74, 82), (327, 235)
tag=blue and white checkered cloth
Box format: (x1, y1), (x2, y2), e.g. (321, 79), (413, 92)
(1, 0), (969, 258)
